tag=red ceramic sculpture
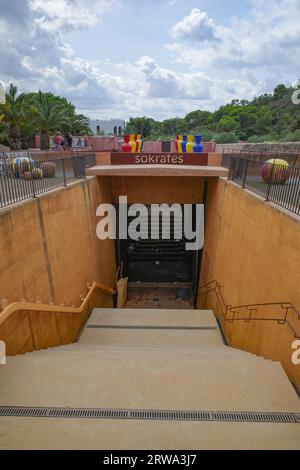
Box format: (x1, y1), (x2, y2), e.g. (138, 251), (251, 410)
(121, 134), (131, 152)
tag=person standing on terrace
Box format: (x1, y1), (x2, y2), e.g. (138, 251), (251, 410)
(54, 133), (62, 151)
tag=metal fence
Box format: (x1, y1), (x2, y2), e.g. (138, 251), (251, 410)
(223, 152), (300, 216)
(0, 150), (96, 209)
(222, 148), (300, 168)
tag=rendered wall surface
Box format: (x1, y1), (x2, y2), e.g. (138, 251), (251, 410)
(198, 178), (300, 389)
(199, 178), (300, 308)
(0, 177), (116, 307)
(111, 176), (206, 205)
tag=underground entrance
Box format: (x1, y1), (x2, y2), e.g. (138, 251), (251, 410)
(116, 204), (202, 309)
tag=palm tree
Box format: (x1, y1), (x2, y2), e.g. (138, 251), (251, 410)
(20, 121), (38, 150)
(61, 112), (91, 137)
(0, 116), (9, 148)
(0, 84), (25, 150)
(29, 92), (69, 150)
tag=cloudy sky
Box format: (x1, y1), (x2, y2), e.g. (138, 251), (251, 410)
(0, 0), (299, 120)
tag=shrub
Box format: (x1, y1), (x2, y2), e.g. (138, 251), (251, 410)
(213, 132), (239, 144)
(247, 134), (277, 143)
(279, 130), (300, 142)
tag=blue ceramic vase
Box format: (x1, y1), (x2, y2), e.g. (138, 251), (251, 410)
(181, 135), (188, 153)
(193, 135), (203, 153)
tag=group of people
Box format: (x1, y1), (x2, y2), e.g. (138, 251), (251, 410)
(54, 133), (86, 151)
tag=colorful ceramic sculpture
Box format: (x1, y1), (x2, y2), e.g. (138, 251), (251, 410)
(12, 157), (34, 178)
(181, 136), (188, 153)
(177, 135), (183, 153)
(261, 159), (290, 184)
(186, 135), (194, 153)
(121, 135), (131, 152)
(135, 134), (142, 152)
(41, 162), (56, 178)
(129, 134), (137, 153)
(193, 135), (204, 153)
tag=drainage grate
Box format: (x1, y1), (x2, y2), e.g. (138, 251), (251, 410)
(0, 406), (299, 424)
(86, 325), (218, 331)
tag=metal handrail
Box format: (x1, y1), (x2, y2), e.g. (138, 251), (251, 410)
(198, 280), (300, 338)
(0, 281), (116, 327)
(223, 147), (300, 157)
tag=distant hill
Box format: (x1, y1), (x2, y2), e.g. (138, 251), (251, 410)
(125, 84), (300, 144)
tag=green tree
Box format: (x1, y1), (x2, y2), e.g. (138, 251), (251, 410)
(184, 110), (212, 131)
(29, 92), (69, 150)
(0, 84), (25, 150)
(61, 112), (91, 137)
(217, 116), (239, 132)
(273, 84), (290, 101)
(124, 117), (157, 138)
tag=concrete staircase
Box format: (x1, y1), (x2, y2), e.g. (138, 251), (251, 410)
(0, 308), (299, 450)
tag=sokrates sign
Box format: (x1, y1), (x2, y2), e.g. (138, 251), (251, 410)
(111, 152), (208, 166)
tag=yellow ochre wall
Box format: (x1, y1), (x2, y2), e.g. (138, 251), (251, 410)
(0, 177), (116, 307)
(112, 176), (206, 204)
(198, 177), (300, 389)
(199, 177), (300, 308)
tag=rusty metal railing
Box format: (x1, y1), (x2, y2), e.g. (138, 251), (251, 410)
(198, 280), (300, 339)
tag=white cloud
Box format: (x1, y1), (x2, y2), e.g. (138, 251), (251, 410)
(0, 0), (299, 120)
(30, 0), (114, 32)
(170, 8), (218, 42)
(167, 0), (300, 84)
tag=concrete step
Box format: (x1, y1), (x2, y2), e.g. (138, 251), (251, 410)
(79, 327), (224, 347)
(87, 308), (218, 327)
(1, 348), (299, 413)
(79, 308), (224, 347)
(15, 344), (269, 363)
(1, 307), (299, 450)
(6, 344), (271, 362)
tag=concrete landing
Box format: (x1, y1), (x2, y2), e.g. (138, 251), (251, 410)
(125, 287), (194, 310)
(0, 418), (299, 450)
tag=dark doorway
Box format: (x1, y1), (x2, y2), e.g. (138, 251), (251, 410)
(116, 205), (201, 303)
(162, 141), (171, 152)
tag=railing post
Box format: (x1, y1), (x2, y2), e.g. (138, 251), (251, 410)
(266, 158), (276, 202)
(30, 161), (36, 198)
(61, 158), (67, 186)
(228, 155), (234, 180)
(83, 152), (87, 179)
(242, 158), (249, 188)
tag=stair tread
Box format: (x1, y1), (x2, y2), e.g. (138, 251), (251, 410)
(13, 344), (274, 361)
(1, 349), (299, 412)
(79, 327), (224, 347)
(88, 308), (218, 327)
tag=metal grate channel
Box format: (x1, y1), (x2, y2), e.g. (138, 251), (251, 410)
(86, 325), (217, 331)
(0, 407), (299, 424)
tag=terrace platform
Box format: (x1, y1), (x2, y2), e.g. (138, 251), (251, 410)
(86, 164), (228, 177)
